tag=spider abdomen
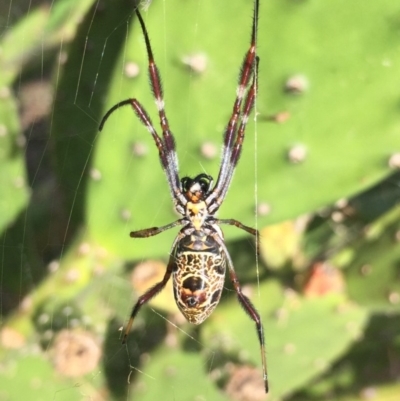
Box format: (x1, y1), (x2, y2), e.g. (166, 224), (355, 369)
(173, 237), (226, 324)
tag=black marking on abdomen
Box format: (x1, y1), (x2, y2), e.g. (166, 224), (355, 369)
(182, 276), (205, 292)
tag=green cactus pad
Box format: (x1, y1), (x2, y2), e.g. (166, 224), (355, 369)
(129, 347), (231, 401)
(345, 206), (400, 310)
(0, 0), (95, 87)
(0, 95), (29, 233)
(203, 280), (368, 399)
(88, 0), (400, 260)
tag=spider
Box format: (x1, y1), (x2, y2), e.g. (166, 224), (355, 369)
(99, 0), (268, 393)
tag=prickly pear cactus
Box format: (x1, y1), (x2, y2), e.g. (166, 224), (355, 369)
(0, 95), (29, 232)
(1, 0), (400, 400)
(88, 0), (400, 260)
(0, 0), (97, 232)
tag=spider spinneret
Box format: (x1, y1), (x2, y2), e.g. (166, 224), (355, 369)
(99, 0), (268, 393)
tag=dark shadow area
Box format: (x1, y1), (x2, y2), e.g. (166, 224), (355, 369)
(103, 310), (167, 400)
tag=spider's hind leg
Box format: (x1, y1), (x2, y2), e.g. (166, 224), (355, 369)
(211, 231), (268, 393)
(122, 258), (174, 343)
(123, 230), (184, 343)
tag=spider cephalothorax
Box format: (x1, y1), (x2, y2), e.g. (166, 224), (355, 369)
(99, 0), (268, 393)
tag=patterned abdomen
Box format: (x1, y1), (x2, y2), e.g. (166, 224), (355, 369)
(173, 249), (226, 325)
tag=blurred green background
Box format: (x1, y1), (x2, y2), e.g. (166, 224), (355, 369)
(0, 0), (400, 400)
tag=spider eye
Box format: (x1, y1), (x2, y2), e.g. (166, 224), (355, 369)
(195, 174), (213, 194)
(199, 178), (210, 193)
(181, 177), (193, 192)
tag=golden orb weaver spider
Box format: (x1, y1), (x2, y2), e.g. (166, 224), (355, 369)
(99, 0), (268, 393)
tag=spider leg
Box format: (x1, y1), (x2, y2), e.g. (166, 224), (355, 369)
(99, 97), (184, 204)
(123, 232), (184, 343)
(99, 99), (167, 176)
(213, 218), (260, 255)
(135, 10), (183, 203)
(212, 231), (268, 393)
(219, 56), (260, 205)
(122, 256), (174, 344)
(208, 55), (259, 213)
(99, 11), (186, 208)
(207, 0), (259, 213)
(130, 219), (185, 238)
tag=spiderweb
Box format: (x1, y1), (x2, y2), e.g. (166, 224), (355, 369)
(0, 0), (266, 400)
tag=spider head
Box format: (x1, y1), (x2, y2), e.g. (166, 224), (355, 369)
(181, 174), (213, 203)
